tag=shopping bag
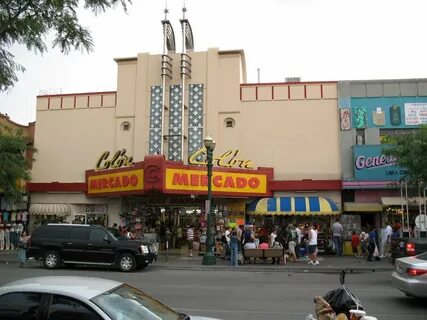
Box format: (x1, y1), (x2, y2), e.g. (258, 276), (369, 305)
(323, 271), (363, 317)
(373, 245), (379, 257)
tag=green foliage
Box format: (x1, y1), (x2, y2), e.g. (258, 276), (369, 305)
(383, 125), (427, 185)
(0, 0), (132, 92)
(0, 125), (34, 204)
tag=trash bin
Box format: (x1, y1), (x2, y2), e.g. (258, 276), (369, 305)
(343, 240), (353, 256)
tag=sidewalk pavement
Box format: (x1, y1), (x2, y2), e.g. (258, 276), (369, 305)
(0, 248), (394, 273)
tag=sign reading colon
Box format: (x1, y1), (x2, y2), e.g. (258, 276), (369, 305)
(188, 148), (255, 169)
(96, 149), (133, 171)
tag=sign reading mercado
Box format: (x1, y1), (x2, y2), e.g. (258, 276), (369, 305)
(87, 150), (142, 195)
(165, 168), (267, 195)
(353, 145), (407, 181)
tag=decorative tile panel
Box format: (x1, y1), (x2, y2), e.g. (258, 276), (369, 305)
(149, 86), (163, 155)
(188, 84), (204, 159)
(168, 85), (183, 161)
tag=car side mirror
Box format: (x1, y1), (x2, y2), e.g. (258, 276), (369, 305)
(103, 235), (111, 243)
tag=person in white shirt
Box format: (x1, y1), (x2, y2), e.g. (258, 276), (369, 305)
(186, 225), (195, 257)
(224, 226), (231, 245)
(380, 221), (393, 258)
(269, 228), (278, 247)
(359, 228), (369, 258)
(308, 224), (319, 265)
(295, 225), (302, 259)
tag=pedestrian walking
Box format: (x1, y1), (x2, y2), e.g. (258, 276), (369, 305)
(380, 221), (392, 258)
(0, 225), (4, 250)
(359, 228), (369, 258)
(308, 224), (319, 265)
(295, 224), (302, 259)
(351, 231), (360, 258)
(286, 224), (298, 263)
(229, 230), (239, 267)
(4, 225), (10, 251)
(186, 225), (195, 257)
(332, 218), (343, 256)
(17, 231), (30, 268)
(367, 226), (379, 262)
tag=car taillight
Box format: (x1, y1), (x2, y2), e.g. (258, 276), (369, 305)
(406, 267), (427, 276)
(406, 242), (415, 256)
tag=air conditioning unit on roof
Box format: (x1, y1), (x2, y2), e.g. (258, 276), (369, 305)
(285, 77), (301, 83)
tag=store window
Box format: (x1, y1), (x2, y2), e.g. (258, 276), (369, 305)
(380, 128), (417, 144)
(121, 121), (131, 131)
(75, 205), (108, 226)
(356, 129), (365, 145)
(224, 118), (235, 128)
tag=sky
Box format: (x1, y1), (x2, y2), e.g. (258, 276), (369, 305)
(1, 0), (427, 125)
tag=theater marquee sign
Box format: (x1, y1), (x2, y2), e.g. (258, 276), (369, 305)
(86, 154), (271, 197)
(86, 160), (144, 196)
(165, 168), (267, 195)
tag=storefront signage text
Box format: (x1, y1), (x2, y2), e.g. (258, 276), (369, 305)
(188, 148), (255, 169)
(353, 145), (404, 181)
(87, 169), (144, 194)
(165, 168), (267, 194)
(96, 149), (133, 171)
(355, 154), (396, 170)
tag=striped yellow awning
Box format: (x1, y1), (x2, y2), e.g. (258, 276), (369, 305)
(247, 196), (340, 216)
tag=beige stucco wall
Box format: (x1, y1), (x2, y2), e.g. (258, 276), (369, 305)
(32, 106), (116, 182)
(215, 88), (341, 180)
(31, 48), (340, 184)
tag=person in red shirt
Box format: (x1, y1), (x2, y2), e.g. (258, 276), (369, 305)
(351, 231), (360, 258)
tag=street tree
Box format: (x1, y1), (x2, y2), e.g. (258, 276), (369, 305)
(383, 125), (427, 185)
(0, 0), (132, 92)
(0, 124), (33, 204)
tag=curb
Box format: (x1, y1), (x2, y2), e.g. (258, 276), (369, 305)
(149, 264), (393, 273)
(0, 259), (392, 273)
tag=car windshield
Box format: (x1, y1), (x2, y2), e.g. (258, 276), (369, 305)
(416, 252), (427, 260)
(92, 284), (182, 320)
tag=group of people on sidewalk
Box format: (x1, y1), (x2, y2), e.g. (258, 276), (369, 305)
(216, 222), (322, 267)
(332, 218), (402, 262)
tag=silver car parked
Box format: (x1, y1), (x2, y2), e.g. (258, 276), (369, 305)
(0, 276), (220, 320)
(392, 251), (427, 298)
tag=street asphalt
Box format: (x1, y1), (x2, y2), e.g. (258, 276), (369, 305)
(0, 248), (394, 273)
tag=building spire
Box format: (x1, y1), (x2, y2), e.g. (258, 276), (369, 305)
(164, 0), (169, 20)
(182, 0), (187, 19)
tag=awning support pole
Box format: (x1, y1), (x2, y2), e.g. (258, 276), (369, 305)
(405, 181), (410, 238)
(400, 181), (404, 233)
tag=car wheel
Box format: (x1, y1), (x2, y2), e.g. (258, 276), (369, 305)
(118, 253), (136, 272)
(44, 251), (61, 269)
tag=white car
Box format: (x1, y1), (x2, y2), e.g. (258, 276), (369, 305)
(0, 276), (220, 320)
(392, 251), (427, 298)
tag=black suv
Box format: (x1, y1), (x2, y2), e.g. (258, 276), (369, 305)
(28, 224), (157, 272)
